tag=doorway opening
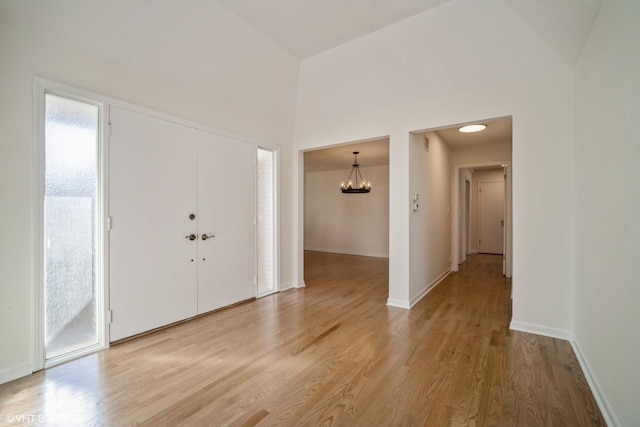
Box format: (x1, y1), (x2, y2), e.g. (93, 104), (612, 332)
(446, 117), (513, 278)
(301, 137), (389, 286)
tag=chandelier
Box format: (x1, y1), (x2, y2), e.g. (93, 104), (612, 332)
(340, 151), (371, 193)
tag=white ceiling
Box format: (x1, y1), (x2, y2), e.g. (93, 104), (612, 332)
(216, 0), (450, 59)
(304, 138), (389, 172)
(435, 116), (512, 150)
(246, 0), (577, 172)
(216, 0), (602, 60)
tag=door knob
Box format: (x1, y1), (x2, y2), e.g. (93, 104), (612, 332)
(201, 233), (215, 240)
(185, 234), (197, 241)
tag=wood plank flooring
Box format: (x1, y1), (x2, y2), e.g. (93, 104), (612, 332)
(0, 252), (605, 426)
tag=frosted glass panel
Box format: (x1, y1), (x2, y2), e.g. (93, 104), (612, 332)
(44, 94), (99, 359)
(257, 148), (275, 294)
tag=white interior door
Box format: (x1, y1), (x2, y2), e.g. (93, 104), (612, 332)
(197, 132), (256, 313)
(109, 107), (198, 341)
(478, 180), (505, 255)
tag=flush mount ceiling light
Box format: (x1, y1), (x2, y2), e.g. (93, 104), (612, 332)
(458, 124), (487, 133)
(340, 151), (371, 193)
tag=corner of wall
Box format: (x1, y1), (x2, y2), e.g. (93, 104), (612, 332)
(409, 268), (451, 308)
(281, 281), (306, 291)
(508, 321), (571, 341)
(569, 335), (620, 427)
(386, 298), (410, 309)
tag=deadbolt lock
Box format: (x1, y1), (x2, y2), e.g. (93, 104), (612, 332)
(189, 213), (196, 220)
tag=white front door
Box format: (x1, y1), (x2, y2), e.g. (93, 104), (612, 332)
(109, 107), (198, 341)
(197, 132), (256, 313)
(478, 180), (505, 255)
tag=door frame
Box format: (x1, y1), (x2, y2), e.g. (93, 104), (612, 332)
(32, 78), (111, 370)
(458, 169), (472, 265)
(451, 160), (512, 277)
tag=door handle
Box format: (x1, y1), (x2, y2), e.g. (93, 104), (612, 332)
(201, 233), (215, 240)
(185, 234), (197, 241)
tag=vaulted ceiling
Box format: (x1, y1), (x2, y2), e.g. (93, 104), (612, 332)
(4, 0), (603, 171)
(216, 0), (602, 61)
(250, 0), (599, 172)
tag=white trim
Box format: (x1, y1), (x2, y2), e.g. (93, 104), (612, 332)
(0, 362), (32, 385)
(509, 320), (572, 341)
(32, 78), (111, 371)
(32, 79), (45, 372)
(273, 148), (281, 292)
(570, 336), (620, 427)
(257, 290), (278, 298)
(409, 268), (451, 308)
(304, 247), (389, 259)
(256, 147), (280, 296)
(44, 343), (109, 369)
(509, 321), (619, 425)
(386, 298), (411, 309)
(101, 105), (111, 353)
(281, 281), (306, 291)
(34, 77), (269, 148)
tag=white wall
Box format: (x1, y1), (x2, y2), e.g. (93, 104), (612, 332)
(0, 0), (299, 383)
(305, 165), (389, 258)
(572, 1), (640, 425)
(409, 132), (452, 306)
(451, 142), (512, 167)
(294, 0), (573, 327)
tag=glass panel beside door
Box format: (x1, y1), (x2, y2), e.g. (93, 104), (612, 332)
(43, 93), (100, 361)
(257, 147), (276, 296)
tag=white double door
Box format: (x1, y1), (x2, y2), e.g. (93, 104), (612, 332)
(109, 107), (255, 341)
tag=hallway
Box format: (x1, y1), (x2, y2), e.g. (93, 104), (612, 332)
(0, 252), (603, 425)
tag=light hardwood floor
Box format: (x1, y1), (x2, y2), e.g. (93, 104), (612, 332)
(0, 252), (604, 426)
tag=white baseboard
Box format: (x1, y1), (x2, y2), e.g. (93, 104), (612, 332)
(386, 298), (410, 309)
(509, 321), (619, 426)
(570, 336), (620, 427)
(0, 362), (32, 385)
(387, 269), (452, 310)
(410, 268), (451, 308)
(304, 247), (389, 259)
(509, 320), (572, 341)
(281, 281), (306, 291)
